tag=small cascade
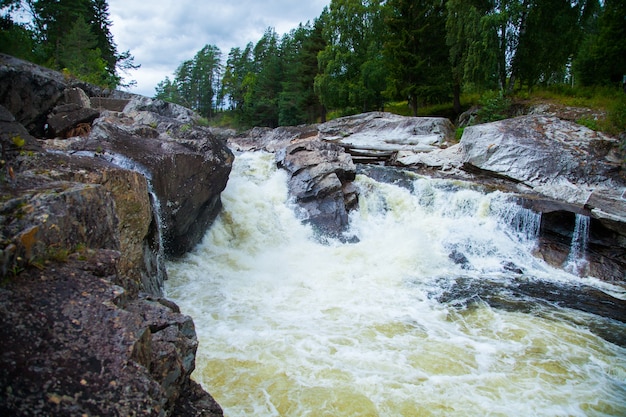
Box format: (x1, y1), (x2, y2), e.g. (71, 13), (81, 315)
(496, 203), (542, 242)
(564, 214), (591, 276)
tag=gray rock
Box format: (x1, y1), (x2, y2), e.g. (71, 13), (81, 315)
(460, 115), (625, 228)
(277, 140), (357, 238)
(80, 113), (234, 257)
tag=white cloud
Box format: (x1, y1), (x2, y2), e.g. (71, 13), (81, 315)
(108, 0), (329, 97)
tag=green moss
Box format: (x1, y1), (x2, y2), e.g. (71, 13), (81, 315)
(11, 135), (25, 148)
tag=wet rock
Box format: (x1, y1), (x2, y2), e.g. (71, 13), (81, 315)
(434, 275), (626, 346)
(319, 111), (455, 163)
(229, 125), (318, 153)
(460, 115), (623, 213)
(0, 54), (230, 414)
(318, 111), (454, 150)
(449, 249), (471, 269)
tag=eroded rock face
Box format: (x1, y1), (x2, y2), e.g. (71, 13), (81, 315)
(460, 115), (625, 244)
(393, 114), (625, 281)
(69, 110), (234, 257)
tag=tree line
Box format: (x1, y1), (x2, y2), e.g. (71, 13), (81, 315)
(2, 0), (622, 126)
(156, 0), (624, 129)
(0, 0), (137, 88)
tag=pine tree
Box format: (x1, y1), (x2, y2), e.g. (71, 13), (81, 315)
(384, 0), (451, 116)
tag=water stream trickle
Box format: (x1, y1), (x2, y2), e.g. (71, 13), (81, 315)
(100, 152), (167, 288)
(564, 214), (591, 276)
(166, 151), (626, 417)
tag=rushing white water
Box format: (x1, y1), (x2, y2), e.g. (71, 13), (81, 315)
(166, 151), (626, 417)
(564, 214), (591, 276)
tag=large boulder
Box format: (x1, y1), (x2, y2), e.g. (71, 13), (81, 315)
(0, 55), (231, 414)
(277, 140), (358, 238)
(76, 100), (234, 257)
(394, 114), (625, 281)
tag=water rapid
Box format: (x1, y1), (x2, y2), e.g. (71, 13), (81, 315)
(166, 151), (626, 417)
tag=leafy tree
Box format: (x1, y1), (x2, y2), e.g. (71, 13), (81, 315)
(221, 43), (253, 114)
(154, 76), (180, 103)
(57, 14), (111, 85)
(242, 28), (283, 127)
(384, 0), (451, 116)
(446, 0), (495, 111)
(512, 0), (595, 89)
(0, 15), (36, 60)
(1, 0), (136, 88)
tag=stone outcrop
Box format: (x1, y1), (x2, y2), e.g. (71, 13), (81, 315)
(229, 124), (359, 238)
(460, 115), (624, 225)
(60, 101), (234, 258)
(1, 55), (228, 415)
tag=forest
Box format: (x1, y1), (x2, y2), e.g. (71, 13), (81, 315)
(1, 0), (625, 133)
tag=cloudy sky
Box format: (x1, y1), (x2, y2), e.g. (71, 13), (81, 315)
(108, 0), (330, 97)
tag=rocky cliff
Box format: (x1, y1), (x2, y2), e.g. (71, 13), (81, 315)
(1, 54), (229, 416)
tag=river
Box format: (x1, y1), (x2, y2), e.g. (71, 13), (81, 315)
(166, 151), (626, 417)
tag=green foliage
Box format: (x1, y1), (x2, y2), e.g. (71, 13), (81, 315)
(576, 116), (600, 131)
(0, 16), (35, 60)
(155, 44), (222, 118)
(11, 135), (25, 148)
(574, 0), (626, 87)
(606, 94), (626, 137)
(57, 15), (116, 87)
(384, 0), (451, 116)
(1, 0), (136, 88)
(476, 91), (512, 123)
(159, 0), (620, 130)
(455, 127), (465, 141)
(315, 0), (386, 114)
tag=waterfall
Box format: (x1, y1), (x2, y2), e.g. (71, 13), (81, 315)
(564, 214), (591, 276)
(166, 151), (626, 417)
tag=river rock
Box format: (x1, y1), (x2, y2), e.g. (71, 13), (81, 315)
(0, 54), (229, 414)
(277, 140), (358, 238)
(229, 125), (319, 153)
(394, 114), (625, 281)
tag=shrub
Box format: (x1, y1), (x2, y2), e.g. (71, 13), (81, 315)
(476, 91), (512, 123)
